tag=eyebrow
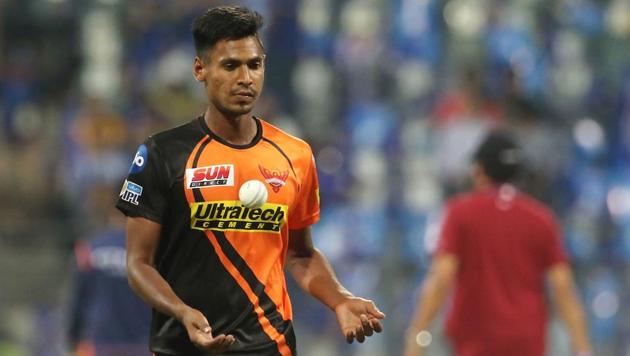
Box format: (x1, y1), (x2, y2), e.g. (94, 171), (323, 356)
(218, 55), (264, 64)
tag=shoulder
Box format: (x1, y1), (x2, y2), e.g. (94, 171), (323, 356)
(515, 192), (558, 224)
(148, 118), (206, 150)
(445, 191), (478, 212)
(260, 119), (313, 158)
(139, 119), (207, 174)
(443, 191), (495, 222)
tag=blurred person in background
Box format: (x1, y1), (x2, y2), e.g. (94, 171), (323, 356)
(67, 184), (151, 356)
(403, 131), (592, 356)
(117, 5), (384, 356)
(430, 67), (502, 195)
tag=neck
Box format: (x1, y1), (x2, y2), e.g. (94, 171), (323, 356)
(204, 107), (256, 145)
(475, 179), (512, 191)
(473, 176), (493, 191)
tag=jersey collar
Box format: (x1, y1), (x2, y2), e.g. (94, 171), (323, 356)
(198, 115), (263, 149)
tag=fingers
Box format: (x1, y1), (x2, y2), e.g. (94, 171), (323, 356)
(211, 334), (236, 351)
(355, 325), (366, 343)
(338, 298), (386, 344)
(193, 333), (236, 353)
(182, 308), (235, 353)
(344, 330), (364, 343)
(345, 323), (366, 344)
(366, 301), (386, 319)
(345, 330), (355, 344)
(348, 326), (364, 343)
(360, 314), (373, 337)
(191, 313), (212, 334)
(198, 325), (211, 334)
(370, 318), (384, 333)
(359, 314), (384, 337)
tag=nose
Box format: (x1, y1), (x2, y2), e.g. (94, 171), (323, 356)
(237, 66), (253, 86)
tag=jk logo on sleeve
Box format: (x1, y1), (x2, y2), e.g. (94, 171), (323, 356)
(129, 144), (148, 174)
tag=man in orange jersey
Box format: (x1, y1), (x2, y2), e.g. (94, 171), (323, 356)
(116, 5), (385, 356)
(403, 131), (591, 356)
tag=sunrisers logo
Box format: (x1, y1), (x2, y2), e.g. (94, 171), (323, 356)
(186, 164), (234, 189)
(259, 165), (289, 193)
(190, 201), (287, 234)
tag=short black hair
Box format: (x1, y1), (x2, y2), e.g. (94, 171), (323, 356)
(191, 5), (264, 56)
(473, 130), (523, 183)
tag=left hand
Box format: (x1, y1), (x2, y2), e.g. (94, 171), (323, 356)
(334, 297), (385, 343)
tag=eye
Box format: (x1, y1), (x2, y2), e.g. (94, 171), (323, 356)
(249, 60), (263, 70)
(223, 61), (238, 71)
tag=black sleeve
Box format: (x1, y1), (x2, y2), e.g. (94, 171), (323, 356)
(116, 137), (170, 223)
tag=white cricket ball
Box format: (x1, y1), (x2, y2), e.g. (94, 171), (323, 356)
(239, 180), (268, 209)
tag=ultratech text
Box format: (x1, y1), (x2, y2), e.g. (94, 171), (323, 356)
(190, 201), (287, 233)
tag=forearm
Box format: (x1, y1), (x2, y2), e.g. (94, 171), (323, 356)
(406, 273), (450, 335)
(548, 264), (592, 353)
(127, 260), (190, 321)
(286, 248), (353, 310)
(555, 293), (591, 352)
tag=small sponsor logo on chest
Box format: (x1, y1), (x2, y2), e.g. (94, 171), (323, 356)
(186, 164), (235, 189)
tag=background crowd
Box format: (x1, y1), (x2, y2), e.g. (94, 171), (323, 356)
(1, 0), (630, 355)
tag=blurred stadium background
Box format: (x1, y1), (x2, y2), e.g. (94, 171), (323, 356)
(1, 0), (630, 355)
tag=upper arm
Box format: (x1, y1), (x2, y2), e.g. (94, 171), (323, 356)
(116, 138), (170, 224)
(126, 216), (162, 266)
(429, 253), (459, 287)
(547, 263), (575, 298)
(288, 149), (320, 229)
(540, 213), (568, 269)
(288, 226), (315, 259)
(436, 203), (464, 258)
(117, 139), (169, 266)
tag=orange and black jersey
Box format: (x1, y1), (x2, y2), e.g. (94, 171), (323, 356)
(116, 116), (320, 356)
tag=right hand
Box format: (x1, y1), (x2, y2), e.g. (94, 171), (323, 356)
(333, 297), (385, 343)
(180, 307), (235, 354)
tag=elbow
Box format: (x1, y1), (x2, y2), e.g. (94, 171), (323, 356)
(125, 257), (146, 294)
(423, 272), (454, 298)
(287, 246), (316, 261)
(286, 247), (317, 276)
(285, 253), (304, 271)
(126, 259), (139, 291)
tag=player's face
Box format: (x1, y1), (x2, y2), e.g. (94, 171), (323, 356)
(193, 36), (265, 118)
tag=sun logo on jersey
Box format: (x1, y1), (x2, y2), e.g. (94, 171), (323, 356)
(259, 165), (289, 193)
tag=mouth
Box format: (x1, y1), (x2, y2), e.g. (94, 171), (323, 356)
(233, 91), (255, 99)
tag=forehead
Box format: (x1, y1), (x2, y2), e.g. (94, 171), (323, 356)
(207, 36), (264, 62)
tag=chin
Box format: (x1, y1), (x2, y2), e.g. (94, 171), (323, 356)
(237, 102), (257, 112)
(223, 105), (254, 117)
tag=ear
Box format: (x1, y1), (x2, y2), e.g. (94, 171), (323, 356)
(192, 56), (206, 82)
(471, 163), (490, 187)
(471, 163), (483, 179)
